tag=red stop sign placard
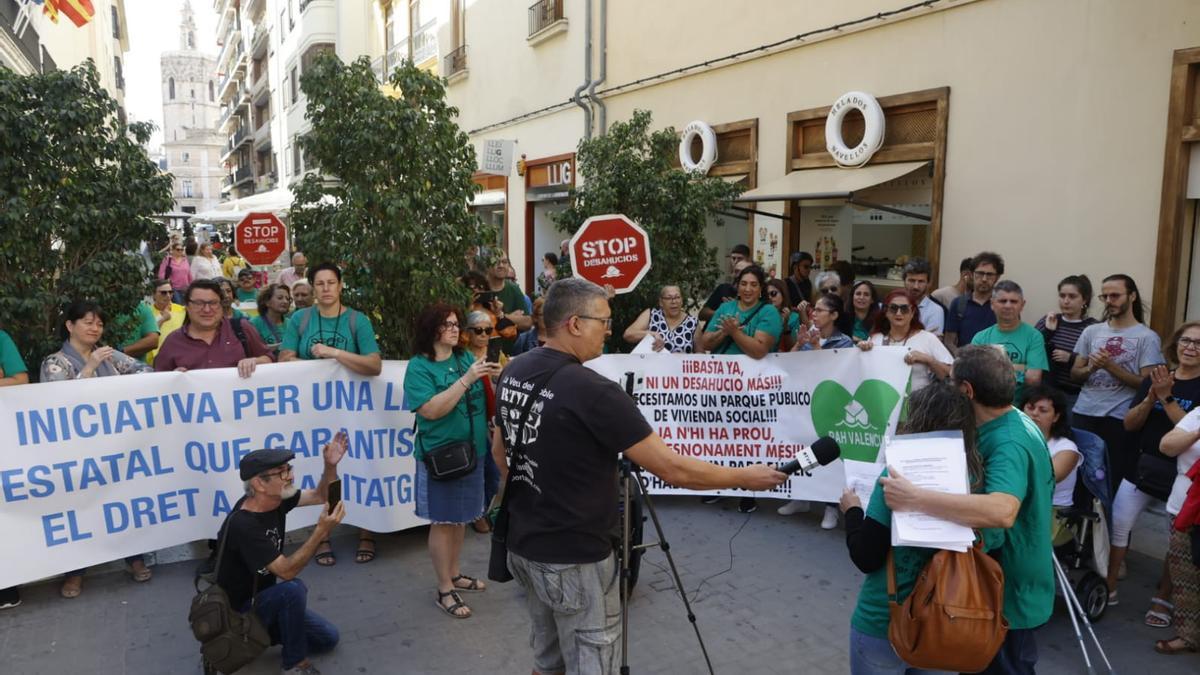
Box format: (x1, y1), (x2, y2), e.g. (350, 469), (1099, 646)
(235, 212), (288, 266)
(569, 214), (652, 294)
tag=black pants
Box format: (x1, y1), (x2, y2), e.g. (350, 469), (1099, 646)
(1072, 413), (1132, 495)
(976, 626), (1039, 675)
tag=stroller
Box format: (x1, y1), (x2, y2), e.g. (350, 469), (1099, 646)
(1051, 427), (1114, 623)
(1049, 428), (1117, 673)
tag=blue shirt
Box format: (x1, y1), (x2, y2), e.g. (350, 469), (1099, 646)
(946, 295), (996, 347)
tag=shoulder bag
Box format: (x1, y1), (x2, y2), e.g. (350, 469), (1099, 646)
(188, 511), (270, 674)
(887, 539), (1008, 672)
(417, 352), (478, 482)
(489, 362), (568, 582)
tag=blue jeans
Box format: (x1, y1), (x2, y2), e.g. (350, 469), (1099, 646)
(848, 627), (950, 675)
(978, 627), (1039, 675)
(244, 579), (339, 670)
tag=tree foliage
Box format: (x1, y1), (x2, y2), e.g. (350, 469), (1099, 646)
(290, 54), (490, 358)
(0, 61), (173, 376)
(555, 110), (742, 351)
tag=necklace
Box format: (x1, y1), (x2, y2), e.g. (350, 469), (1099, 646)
(883, 331), (911, 346)
(314, 303), (345, 355)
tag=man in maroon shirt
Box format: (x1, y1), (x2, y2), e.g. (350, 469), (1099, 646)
(154, 279), (273, 376)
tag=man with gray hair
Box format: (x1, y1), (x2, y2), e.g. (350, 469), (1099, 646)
(492, 277), (787, 675)
(970, 279), (1048, 403)
(212, 434), (348, 675)
(881, 345), (1054, 673)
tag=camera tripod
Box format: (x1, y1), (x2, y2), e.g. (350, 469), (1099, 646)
(618, 372), (714, 675)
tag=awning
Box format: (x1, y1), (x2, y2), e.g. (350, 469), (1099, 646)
(191, 187), (297, 224)
(733, 161), (929, 203)
(471, 190), (506, 207)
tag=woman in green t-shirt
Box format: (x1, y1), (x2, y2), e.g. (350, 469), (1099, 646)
(403, 303), (500, 619)
(250, 283), (292, 353)
(699, 265), (782, 358)
(839, 382), (986, 673)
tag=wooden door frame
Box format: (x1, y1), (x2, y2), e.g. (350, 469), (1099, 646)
(1151, 47), (1200, 337)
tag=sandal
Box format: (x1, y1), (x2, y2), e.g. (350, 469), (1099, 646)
(1145, 597), (1174, 628)
(355, 537), (376, 564)
(472, 516), (492, 534)
(1154, 637), (1196, 654)
(436, 589), (471, 619)
(129, 561), (152, 583)
(451, 574), (486, 593)
(60, 576), (83, 599)
(1106, 590), (1118, 607)
(314, 540), (336, 567)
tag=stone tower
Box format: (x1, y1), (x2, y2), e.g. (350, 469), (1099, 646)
(159, 0), (223, 215)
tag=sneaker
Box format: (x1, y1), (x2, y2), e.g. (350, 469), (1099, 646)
(738, 497), (758, 514)
(0, 587), (19, 610)
(821, 505), (839, 530)
(777, 500), (811, 516)
(700, 495), (721, 505)
(282, 663), (320, 675)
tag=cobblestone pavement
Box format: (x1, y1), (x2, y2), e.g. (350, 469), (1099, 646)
(0, 496), (1195, 674)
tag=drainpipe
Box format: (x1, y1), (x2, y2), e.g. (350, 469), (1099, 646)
(586, 0), (607, 135)
(571, 0), (593, 140)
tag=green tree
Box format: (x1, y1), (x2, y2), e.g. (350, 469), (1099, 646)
(555, 109), (742, 351)
(290, 54), (491, 358)
(0, 61), (173, 376)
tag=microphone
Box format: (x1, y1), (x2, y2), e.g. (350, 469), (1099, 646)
(779, 437), (841, 475)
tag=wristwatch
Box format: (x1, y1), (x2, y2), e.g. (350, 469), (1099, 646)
(1163, 395), (1177, 405)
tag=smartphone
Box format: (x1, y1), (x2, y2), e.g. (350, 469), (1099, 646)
(327, 479), (342, 510)
(477, 291), (498, 307)
(486, 337), (502, 364)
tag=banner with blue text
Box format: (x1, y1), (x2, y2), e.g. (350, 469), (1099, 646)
(0, 361), (419, 588)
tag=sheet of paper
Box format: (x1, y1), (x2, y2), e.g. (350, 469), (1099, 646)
(843, 460), (884, 512)
(631, 334), (657, 354)
(885, 431), (975, 552)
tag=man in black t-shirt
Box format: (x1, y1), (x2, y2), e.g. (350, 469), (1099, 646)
(699, 252), (752, 323)
(492, 278), (787, 675)
(214, 436), (348, 675)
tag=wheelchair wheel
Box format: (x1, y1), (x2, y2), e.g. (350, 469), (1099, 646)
(1075, 573), (1107, 623)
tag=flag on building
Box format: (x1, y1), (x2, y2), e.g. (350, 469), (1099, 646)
(40, 0), (95, 28)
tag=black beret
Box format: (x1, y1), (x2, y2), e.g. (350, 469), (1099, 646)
(239, 448), (295, 480)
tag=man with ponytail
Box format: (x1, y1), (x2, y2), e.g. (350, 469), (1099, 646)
(1070, 274), (1165, 492)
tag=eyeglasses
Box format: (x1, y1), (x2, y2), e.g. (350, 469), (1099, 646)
(820, 286), (839, 294)
(811, 306), (831, 314)
(187, 300), (222, 310)
(1178, 337), (1200, 349)
(660, 295), (682, 301)
(260, 465), (293, 481)
(887, 304), (913, 314)
(468, 326), (494, 335)
(441, 321), (460, 330)
(973, 271), (998, 279)
(767, 290), (781, 298)
(577, 315), (613, 329)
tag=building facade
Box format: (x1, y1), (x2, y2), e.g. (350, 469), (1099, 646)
(162, 1), (224, 215)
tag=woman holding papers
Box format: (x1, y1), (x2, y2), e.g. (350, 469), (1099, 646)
(839, 382), (985, 674)
(857, 289), (953, 391)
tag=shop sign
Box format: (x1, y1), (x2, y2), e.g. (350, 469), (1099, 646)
(480, 139), (514, 175)
(569, 214), (652, 294)
(235, 212), (287, 266)
(826, 91), (886, 168)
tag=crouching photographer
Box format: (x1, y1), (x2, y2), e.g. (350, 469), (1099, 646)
(211, 433), (348, 675)
(491, 278), (787, 675)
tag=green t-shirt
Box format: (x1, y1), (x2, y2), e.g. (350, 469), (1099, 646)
(250, 315), (285, 346)
(280, 307), (380, 360)
(853, 316), (870, 341)
(704, 300), (782, 355)
(494, 279), (528, 353)
(123, 303), (162, 363)
(978, 408), (1055, 629)
(971, 322), (1049, 402)
(403, 352), (489, 460)
(236, 288), (258, 303)
(0, 329), (28, 378)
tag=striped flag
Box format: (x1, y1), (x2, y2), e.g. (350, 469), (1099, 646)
(42, 0), (95, 27)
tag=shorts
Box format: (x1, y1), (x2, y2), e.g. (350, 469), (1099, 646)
(508, 551), (621, 675)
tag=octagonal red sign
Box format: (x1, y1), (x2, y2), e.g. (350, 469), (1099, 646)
(569, 214), (652, 294)
(235, 212), (288, 266)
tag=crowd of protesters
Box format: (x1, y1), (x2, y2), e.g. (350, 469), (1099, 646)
(2, 236), (1200, 674)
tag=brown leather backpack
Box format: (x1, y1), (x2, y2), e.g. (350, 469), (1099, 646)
(887, 541), (1009, 672)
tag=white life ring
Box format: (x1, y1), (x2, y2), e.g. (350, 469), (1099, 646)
(825, 91), (885, 168)
(679, 120), (718, 174)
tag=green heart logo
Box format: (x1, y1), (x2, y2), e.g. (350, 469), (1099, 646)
(810, 379), (902, 463)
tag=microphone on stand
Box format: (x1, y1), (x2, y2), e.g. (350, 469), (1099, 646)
(779, 437), (842, 475)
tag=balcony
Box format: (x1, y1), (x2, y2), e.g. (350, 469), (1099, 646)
(244, 0), (265, 19)
(256, 172), (277, 192)
(444, 45), (467, 80)
(221, 126), (251, 161)
(253, 121), (271, 148)
(231, 165), (253, 187)
(299, 0), (329, 12)
(250, 24), (268, 58)
(528, 0), (565, 39)
(411, 19), (437, 64)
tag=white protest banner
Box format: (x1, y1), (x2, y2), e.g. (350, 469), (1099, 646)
(0, 360), (421, 589)
(587, 348), (910, 502)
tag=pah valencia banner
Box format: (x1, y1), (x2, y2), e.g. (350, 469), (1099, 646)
(0, 350), (909, 588)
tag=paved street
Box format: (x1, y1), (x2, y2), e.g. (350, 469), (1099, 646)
(0, 496), (1195, 674)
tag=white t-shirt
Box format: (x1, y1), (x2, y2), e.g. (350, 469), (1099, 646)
(1167, 407), (1200, 515)
(1047, 436), (1081, 508)
(869, 329), (953, 391)
(190, 255), (222, 281)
